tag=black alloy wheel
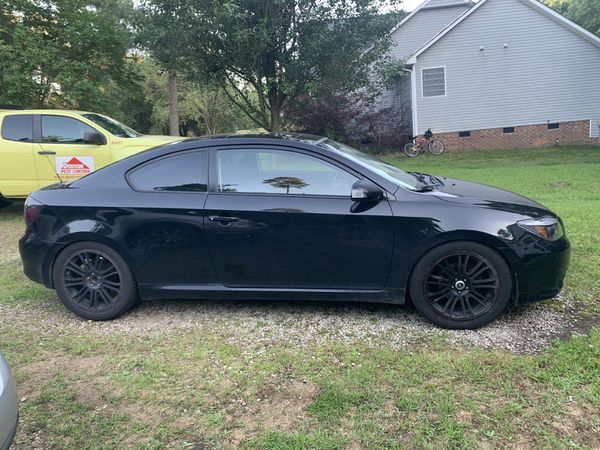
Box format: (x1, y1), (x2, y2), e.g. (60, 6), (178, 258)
(409, 241), (512, 329)
(53, 242), (138, 320)
(424, 253), (498, 320)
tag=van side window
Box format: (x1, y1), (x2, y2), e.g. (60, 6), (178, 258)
(1, 115), (33, 142)
(42, 116), (97, 144)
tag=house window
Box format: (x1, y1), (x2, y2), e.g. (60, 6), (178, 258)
(503, 127), (515, 134)
(459, 131), (471, 138)
(548, 123), (559, 129)
(422, 67), (446, 97)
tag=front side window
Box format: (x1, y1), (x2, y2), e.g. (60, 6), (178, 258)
(1, 114), (33, 142)
(42, 116), (98, 143)
(422, 67), (446, 97)
(128, 151), (207, 192)
(217, 149), (358, 196)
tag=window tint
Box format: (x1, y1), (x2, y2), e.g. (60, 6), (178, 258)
(42, 116), (97, 143)
(129, 152), (207, 192)
(217, 149), (358, 196)
(422, 67), (446, 97)
(2, 115), (33, 142)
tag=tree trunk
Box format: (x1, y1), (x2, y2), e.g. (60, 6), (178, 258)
(168, 70), (180, 136)
(270, 107), (281, 132)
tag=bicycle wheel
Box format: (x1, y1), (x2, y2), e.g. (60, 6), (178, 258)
(404, 143), (420, 158)
(428, 139), (445, 155)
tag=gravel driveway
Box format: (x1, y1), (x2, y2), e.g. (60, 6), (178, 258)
(1, 293), (595, 355)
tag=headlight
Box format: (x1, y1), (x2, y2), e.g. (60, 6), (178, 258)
(517, 216), (564, 241)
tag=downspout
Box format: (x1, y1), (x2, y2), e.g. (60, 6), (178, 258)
(404, 66), (418, 138)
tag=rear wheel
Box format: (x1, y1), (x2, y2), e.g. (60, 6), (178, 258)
(53, 241), (138, 320)
(409, 241), (512, 329)
(428, 139), (445, 155)
(404, 143), (420, 158)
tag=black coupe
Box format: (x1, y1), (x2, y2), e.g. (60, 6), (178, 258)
(19, 134), (570, 329)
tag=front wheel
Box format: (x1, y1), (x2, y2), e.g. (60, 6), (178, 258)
(53, 241), (138, 320)
(428, 139), (445, 155)
(409, 241), (512, 329)
(404, 143), (420, 158)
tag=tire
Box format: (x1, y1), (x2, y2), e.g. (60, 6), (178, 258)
(404, 143), (420, 158)
(409, 241), (512, 329)
(0, 195), (12, 209)
(428, 139), (445, 155)
(53, 241), (138, 320)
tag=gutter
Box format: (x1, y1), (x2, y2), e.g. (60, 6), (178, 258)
(404, 67), (418, 137)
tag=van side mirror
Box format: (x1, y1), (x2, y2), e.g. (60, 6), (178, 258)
(351, 179), (384, 202)
(83, 132), (107, 145)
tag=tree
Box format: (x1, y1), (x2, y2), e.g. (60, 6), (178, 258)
(544, 0), (600, 36)
(131, 58), (254, 136)
(0, 0), (136, 109)
(137, 0), (400, 132)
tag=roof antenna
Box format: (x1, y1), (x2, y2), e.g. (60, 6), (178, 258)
(38, 150), (65, 184)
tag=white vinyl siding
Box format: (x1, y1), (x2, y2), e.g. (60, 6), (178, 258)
(413, 0), (600, 134)
(422, 67), (446, 97)
(389, 4), (471, 60)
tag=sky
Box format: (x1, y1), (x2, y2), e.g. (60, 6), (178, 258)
(401, 0), (424, 11)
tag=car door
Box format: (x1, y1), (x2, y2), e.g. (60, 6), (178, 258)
(34, 114), (111, 188)
(0, 114), (38, 197)
(204, 146), (395, 290)
(122, 149), (216, 288)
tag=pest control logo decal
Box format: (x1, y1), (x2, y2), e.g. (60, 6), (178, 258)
(55, 156), (95, 178)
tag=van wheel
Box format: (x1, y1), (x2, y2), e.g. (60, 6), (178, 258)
(0, 195), (12, 208)
(409, 241), (512, 329)
(53, 241), (138, 320)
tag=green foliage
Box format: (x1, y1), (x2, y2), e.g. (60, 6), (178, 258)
(544, 0), (600, 36)
(128, 59), (254, 135)
(0, 0), (137, 110)
(137, 0), (401, 131)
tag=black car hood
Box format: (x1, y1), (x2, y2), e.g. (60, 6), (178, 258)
(432, 176), (551, 218)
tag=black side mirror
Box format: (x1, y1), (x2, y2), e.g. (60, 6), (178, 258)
(83, 131), (107, 145)
(351, 179), (384, 202)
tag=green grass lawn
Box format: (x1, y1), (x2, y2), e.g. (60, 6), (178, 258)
(0, 146), (599, 449)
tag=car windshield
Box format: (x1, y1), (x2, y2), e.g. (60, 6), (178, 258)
(82, 113), (142, 138)
(314, 138), (420, 191)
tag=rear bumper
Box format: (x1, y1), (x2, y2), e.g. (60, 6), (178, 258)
(19, 232), (59, 288)
(0, 356), (19, 450)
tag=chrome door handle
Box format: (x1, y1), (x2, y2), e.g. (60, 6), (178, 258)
(208, 216), (239, 224)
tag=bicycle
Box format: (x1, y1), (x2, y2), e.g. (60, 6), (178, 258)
(404, 129), (445, 157)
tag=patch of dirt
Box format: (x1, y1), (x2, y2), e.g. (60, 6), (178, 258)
(552, 402), (600, 449)
(18, 355), (105, 399)
(227, 380), (317, 447)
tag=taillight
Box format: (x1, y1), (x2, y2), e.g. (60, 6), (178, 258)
(24, 198), (44, 226)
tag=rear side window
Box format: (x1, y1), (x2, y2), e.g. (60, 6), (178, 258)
(128, 151), (207, 192)
(1, 115), (33, 142)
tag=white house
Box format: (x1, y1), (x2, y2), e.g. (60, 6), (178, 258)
(382, 0), (600, 149)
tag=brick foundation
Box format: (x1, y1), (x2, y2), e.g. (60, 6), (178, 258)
(433, 120), (599, 151)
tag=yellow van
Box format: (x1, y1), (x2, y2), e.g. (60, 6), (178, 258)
(0, 108), (182, 202)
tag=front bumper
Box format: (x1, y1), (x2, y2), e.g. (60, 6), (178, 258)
(1, 413), (18, 450)
(513, 235), (571, 304)
(0, 357), (19, 450)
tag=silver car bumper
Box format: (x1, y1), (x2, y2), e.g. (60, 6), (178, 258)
(0, 355), (18, 450)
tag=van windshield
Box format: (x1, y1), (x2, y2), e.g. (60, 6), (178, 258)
(83, 114), (142, 138)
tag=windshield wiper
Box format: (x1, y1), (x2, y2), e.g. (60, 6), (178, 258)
(414, 184), (436, 192)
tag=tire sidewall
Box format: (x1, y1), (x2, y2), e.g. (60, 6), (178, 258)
(53, 241), (138, 320)
(409, 241), (512, 329)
